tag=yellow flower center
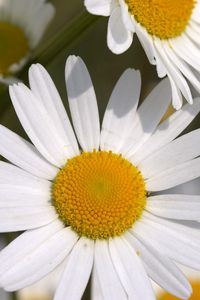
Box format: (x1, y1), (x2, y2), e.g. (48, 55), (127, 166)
(52, 151), (146, 240)
(125, 0), (196, 39)
(0, 22), (29, 75)
(158, 280), (200, 299)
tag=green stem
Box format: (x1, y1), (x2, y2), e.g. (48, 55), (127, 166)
(31, 11), (99, 66)
(0, 85), (8, 116)
(12, 291), (18, 300)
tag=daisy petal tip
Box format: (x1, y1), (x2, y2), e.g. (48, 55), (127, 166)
(123, 68), (141, 80)
(65, 55), (81, 77)
(8, 85), (15, 94)
(84, 0), (111, 16)
(28, 63), (46, 85)
(48, 3), (56, 16)
(9, 84), (20, 98)
(174, 104), (182, 111)
(129, 69), (141, 88)
(17, 82), (26, 88)
(28, 63), (39, 74)
(182, 286), (192, 300)
(107, 7), (133, 55)
(188, 98), (194, 105)
(16, 83), (31, 96)
(107, 39), (131, 55)
(66, 55), (80, 66)
(130, 67), (140, 76)
(36, 63), (47, 73)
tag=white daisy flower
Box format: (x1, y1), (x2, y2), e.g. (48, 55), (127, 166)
(0, 0), (55, 84)
(84, 0), (200, 110)
(0, 55), (200, 299)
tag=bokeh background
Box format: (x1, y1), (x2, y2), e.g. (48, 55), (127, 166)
(0, 1), (200, 299)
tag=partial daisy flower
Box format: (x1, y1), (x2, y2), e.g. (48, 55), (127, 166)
(84, 0), (200, 110)
(0, 55), (200, 299)
(0, 0), (55, 85)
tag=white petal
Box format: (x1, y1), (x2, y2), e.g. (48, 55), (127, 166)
(190, 21), (200, 36)
(168, 73), (183, 110)
(146, 194), (200, 221)
(139, 129), (200, 179)
(29, 64), (79, 157)
(0, 220), (63, 277)
(154, 51), (167, 78)
(94, 240), (126, 299)
(164, 41), (200, 94)
(192, 1), (200, 23)
(107, 7), (133, 54)
(0, 206), (57, 232)
(171, 35), (200, 74)
(54, 238), (94, 300)
(135, 22), (156, 65)
(146, 157), (200, 191)
(109, 236), (155, 299)
(0, 161), (50, 188)
(132, 98), (200, 165)
(84, 0), (115, 16)
(100, 69), (141, 152)
(26, 2), (55, 49)
(154, 39), (193, 107)
(0, 125), (58, 180)
(65, 56), (100, 151)
(119, 0), (135, 31)
(133, 213), (200, 270)
(9, 84), (69, 167)
(1, 227), (78, 291)
(91, 265), (104, 300)
(124, 231), (191, 299)
(124, 78), (171, 158)
(0, 183), (50, 208)
(186, 23), (200, 46)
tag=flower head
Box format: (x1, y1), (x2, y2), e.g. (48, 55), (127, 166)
(0, 56), (200, 299)
(0, 0), (55, 84)
(84, 0), (200, 109)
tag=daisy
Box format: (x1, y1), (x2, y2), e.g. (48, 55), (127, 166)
(84, 0), (200, 110)
(0, 55), (200, 300)
(0, 0), (55, 85)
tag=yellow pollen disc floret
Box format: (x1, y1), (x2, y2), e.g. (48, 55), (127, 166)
(0, 22), (29, 75)
(52, 151), (146, 240)
(125, 0), (196, 39)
